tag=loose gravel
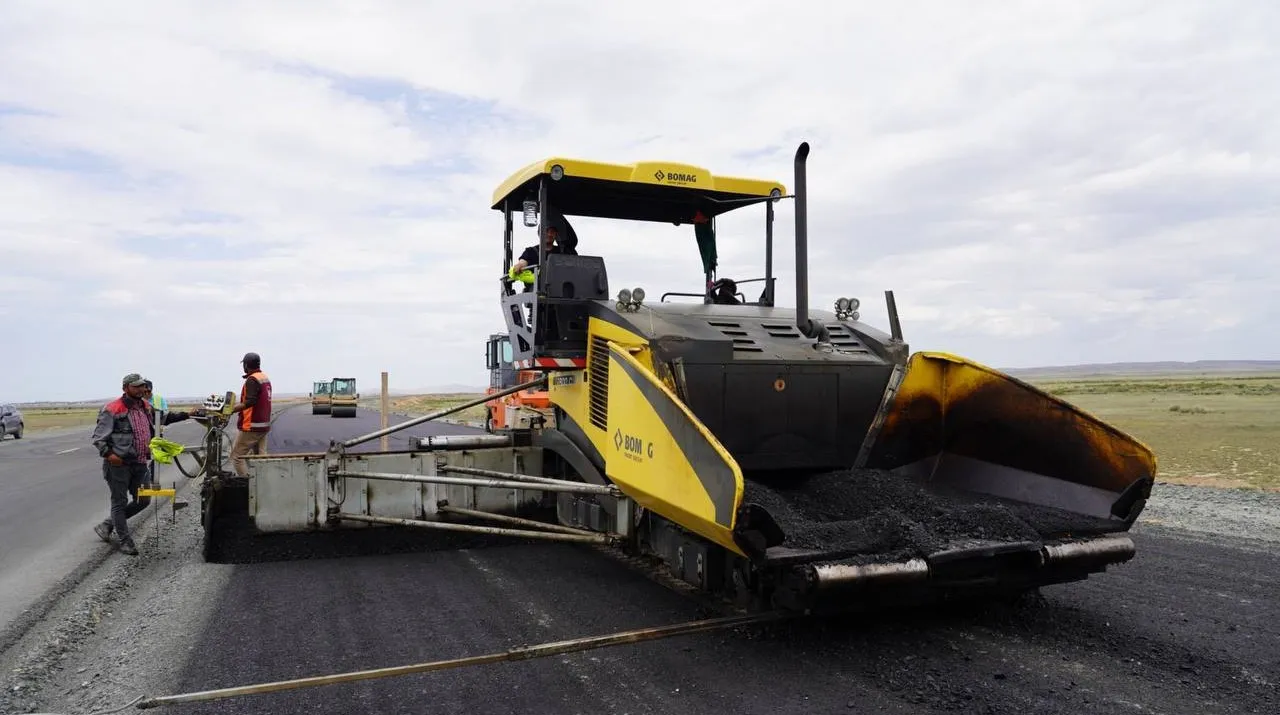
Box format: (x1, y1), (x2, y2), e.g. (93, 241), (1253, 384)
(0, 478), (230, 715)
(1138, 481), (1280, 545)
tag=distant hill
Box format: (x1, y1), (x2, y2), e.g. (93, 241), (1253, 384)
(1003, 360), (1280, 380)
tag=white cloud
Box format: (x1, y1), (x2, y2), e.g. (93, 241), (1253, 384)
(0, 0), (1277, 402)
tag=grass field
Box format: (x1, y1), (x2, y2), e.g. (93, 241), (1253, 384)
(387, 393), (489, 423)
(11, 402), (232, 435)
(13, 407), (100, 433)
(1031, 374), (1280, 491)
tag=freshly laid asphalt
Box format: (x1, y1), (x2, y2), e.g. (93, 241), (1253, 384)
(264, 401), (487, 454)
(160, 408), (1278, 715)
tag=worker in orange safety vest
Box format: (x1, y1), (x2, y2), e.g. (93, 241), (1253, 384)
(227, 352), (272, 477)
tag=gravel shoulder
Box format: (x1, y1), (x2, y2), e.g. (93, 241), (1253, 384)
(0, 470), (229, 715)
(1136, 481), (1280, 547)
(0, 421), (204, 640)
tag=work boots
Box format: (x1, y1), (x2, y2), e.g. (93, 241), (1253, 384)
(93, 520), (138, 555)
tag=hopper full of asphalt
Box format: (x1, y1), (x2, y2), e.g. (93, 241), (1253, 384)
(743, 469), (1121, 564)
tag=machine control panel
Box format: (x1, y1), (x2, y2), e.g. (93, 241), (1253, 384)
(202, 390), (236, 416)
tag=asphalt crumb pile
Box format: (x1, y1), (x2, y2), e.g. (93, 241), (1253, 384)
(743, 469), (1120, 559)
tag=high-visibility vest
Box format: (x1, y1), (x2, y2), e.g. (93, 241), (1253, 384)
(239, 370), (273, 432)
(149, 393), (168, 436)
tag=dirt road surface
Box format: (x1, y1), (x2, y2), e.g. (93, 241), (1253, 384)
(2, 408), (1276, 715)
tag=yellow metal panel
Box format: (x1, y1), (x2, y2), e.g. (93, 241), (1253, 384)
(602, 342), (744, 556)
(491, 156), (785, 208)
(550, 315), (649, 447)
(548, 317), (648, 455)
(590, 317), (652, 369)
(547, 368), (590, 418)
(138, 488), (176, 498)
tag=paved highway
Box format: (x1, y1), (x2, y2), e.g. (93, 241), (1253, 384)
(266, 401), (487, 454)
(2, 407), (1277, 715)
(0, 419), (203, 644)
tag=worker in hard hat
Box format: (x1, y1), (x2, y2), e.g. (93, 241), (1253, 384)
(227, 352), (273, 477)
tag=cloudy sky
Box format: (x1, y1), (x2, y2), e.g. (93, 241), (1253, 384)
(1, 1), (1276, 403)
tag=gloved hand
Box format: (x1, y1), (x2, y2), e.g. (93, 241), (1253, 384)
(508, 267), (535, 284)
(149, 437), (186, 464)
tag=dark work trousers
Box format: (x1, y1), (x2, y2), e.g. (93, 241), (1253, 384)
(104, 460), (151, 543)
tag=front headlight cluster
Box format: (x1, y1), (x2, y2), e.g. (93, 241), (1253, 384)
(618, 287), (646, 312)
(834, 296), (860, 321)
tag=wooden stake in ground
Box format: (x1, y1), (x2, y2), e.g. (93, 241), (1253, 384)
(380, 371), (389, 451)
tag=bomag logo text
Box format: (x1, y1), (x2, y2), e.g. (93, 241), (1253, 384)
(654, 169), (697, 184)
(613, 428), (654, 462)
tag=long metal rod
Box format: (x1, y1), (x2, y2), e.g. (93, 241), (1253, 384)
(340, 377), (546, 449)
(793, 141), (811, 335)
(765, 199), (774, 306)
(441, 464), (611, 491)
(336, 512), (613, 544)
(885, 289), (903, 342)
(331, 470), (617, 496)
(503, 197), (513, 274)
(135, 611), (789, 709)
(437, 505), (605, 537)
(701, 193), (795, 207)
(415, 434), (514, 450)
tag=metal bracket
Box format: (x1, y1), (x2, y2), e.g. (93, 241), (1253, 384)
(853, 362), (907, 469)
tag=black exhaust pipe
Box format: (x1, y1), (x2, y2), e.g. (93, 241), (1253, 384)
(793, 142), (828, 343)
(794, 142), (810, 334)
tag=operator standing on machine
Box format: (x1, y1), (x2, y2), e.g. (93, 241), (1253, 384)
(228, 352), (273, 477)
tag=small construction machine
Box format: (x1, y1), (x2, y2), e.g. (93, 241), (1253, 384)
(329, 377), (359, 418)
(310, 381), (332, 415)
(208, 143), (1157, 615)
(484, 332), (552, 431)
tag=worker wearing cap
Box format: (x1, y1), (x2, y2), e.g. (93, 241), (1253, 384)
(228, 352), (273, 477)
(508, 219), (579, 288)
(90, 373), (200, 555)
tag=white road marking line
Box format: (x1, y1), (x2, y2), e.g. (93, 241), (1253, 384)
(55, 447), (81, 454)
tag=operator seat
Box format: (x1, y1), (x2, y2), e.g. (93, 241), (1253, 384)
(538, 254), (608, 351)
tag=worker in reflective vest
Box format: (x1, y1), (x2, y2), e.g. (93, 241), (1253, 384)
(142, 380), (169, 437)
(228, 352), (273, 477)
